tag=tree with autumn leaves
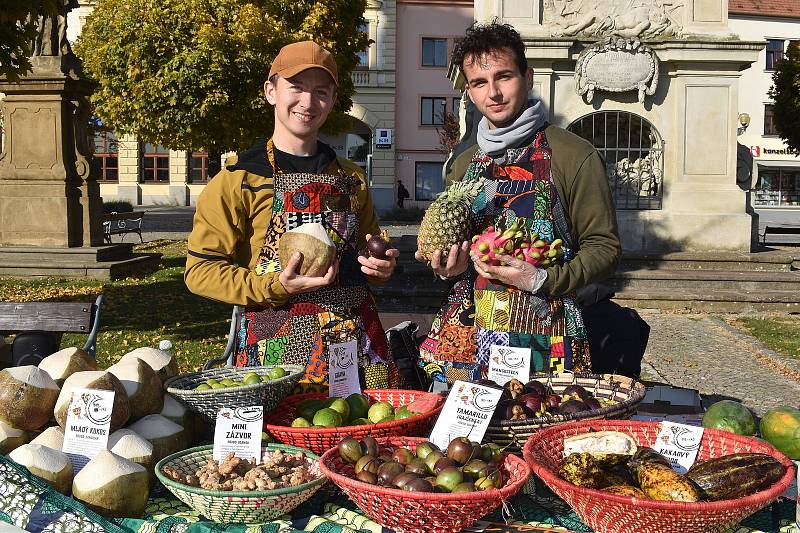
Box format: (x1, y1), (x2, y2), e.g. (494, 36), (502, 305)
(75, 0), (369, 167)
(768, 41), (800, 152)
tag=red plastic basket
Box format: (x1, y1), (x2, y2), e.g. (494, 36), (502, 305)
(319, 436), (532, 533)
(522, 420), (795, 533)
(264, 389), (445, 455)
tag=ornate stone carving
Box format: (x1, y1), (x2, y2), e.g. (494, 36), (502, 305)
(27, 0), (79, 57)
(543, 0), (685, 40)
(575, 37), (659, 104)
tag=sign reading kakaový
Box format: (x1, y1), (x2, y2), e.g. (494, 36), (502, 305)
(213, 406), (263, 463)
(62, 388), (114, 472)
(429, 380), (504, 450)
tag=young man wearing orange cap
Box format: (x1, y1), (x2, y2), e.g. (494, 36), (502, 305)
(185, 41), (403, 391)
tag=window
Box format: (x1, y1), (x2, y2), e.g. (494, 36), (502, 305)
(764, 104), (778, 136)
(356, 22), (369, 68)
(93, 130), (118, 181)
(452, 96), (461, 117)
(140, 143), (169, 182)
(189, 151), (209, 183)
(422, 38), (448, 67)
(415, 161), (444, 201)
(568, 111), (664, 210)
(754, 167), (800, 207)
(766, 39), (784, 70)
(421, 96), (447, 126)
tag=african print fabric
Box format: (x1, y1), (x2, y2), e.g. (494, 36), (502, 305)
(234, 140), (399, 392)
(420, 130), (590, 383)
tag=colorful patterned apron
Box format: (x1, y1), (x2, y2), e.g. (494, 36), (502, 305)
(234, 140), (400, 392)
(419, 130), (591, 383)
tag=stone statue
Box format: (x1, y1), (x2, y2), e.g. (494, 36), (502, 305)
(543, 0), (685, 40)
(27, 0), (79, 57)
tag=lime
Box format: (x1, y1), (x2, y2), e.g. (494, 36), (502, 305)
(268, 367), (288, 380)
(377, 415), (395, 424)
(195, 383), (211, 391)
(210, 383), (225, 389)
(346, 393), (370, 420)
(351, 417), (371, 426)
(220, 378), (236, 387)
(395, 406), (415, 420)
(367, 402), (394, 423)
(322, 397), (338, 408)
(261, 431), (274, 443)
(291, 417), (312, 427)
(327, 398), (351, 421)
(206, 379), (219, 386)
(296, 399), (324, 422)
(313, 408), (343, 427)
(243, 374), (261, 386)
(260, 375), (271, 382)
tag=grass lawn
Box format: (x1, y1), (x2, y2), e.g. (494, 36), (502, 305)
(0, 240), (230, 372)
(727, 315), (800, 359)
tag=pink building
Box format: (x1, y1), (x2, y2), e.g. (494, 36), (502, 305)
(395, 0), (473, 209)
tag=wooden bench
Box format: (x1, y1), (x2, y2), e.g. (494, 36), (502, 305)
(761, 225), (800, 245)
(101, 211), (145, 244)
(0, 296), (105, 364)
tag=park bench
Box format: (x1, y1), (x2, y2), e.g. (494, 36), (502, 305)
(761, 225), (800, 245)
(0, 295), (105, 365)
(101, 211), (145, 244)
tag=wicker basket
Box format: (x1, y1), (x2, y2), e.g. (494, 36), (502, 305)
(155, 443), (326, 524)
(163, 365), (304, 423)
(522, 420), (796, 533)
(264, 389), (445, 455)
(319, 436), (531, 533)
(485, 373), (646, 452)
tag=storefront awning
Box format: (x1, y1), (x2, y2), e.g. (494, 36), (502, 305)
(757, 160), (800, 168)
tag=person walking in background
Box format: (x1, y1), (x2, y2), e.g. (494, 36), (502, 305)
(397, 180), (410, 208)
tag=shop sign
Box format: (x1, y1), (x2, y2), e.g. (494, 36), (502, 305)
(62, 388), (114, 472)
(375, 128), (392, 149)
(429, 380), (504, 449)
(653, 421), (704, 474)
(750, 146), (800, 157)
(213, 406), (263, 463)
(487, 345), (531, 386)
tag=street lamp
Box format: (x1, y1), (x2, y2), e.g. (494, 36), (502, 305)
(737, 113), (751, 136)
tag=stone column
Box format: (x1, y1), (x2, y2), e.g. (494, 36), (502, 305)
(0, 57), (102, 247)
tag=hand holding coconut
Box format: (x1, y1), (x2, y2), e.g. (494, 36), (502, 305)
(358, 232), (399, 280)
(278, 223), (340, 295)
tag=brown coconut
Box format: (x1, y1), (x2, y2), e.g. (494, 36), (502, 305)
(8, 443), (73, 494)
(119, 347), (178, 381)
(0, 420), (29, 454)
(278, 222), (336, 277)
(72, 450), (149, 518)
(38, 347), (99, 386)
(0, 366), (60, 431)
(126, 414), (186, 464)
(107, 358), (163, 420)
(30, 426), (64, 451)
(54, 371), (131, 432)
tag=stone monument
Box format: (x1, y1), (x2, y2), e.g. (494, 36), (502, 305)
(0, 2), (158, 278)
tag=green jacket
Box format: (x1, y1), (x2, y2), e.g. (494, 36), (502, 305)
(446, 124), (621, 296)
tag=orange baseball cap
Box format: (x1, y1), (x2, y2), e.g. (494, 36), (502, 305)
(269, 41), (339, 87)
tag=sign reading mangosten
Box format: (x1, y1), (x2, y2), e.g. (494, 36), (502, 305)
(429, 380), (504, 450)
(213, 406), (263, 463)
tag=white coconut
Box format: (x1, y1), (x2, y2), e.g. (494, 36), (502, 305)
(8, 443), (72, 494)
(0, 420), (29, 454)
(30, 426), (65, 451)
(278, 222), (336, 276)
(107, 428), (155, 475)
(38, 347), (99, 386)
(72, 450), (149, 518)
(54, 371), (131, 432)
(160, 393), (196, 442)
(119, 347), (178, 381)
(107, 358), (163, 420)
(126, 414), (186, 464)
(0, 366), (60, 431)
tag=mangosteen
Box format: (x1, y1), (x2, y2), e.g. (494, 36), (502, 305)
(585, 397), (602, 410)
(476, 378), (502, 389)
(366, 232), (391, 260)
(524, 379), (551, 397)
(518, 393), (543, 414)
(446, 437), (476, 465)
(505, 378), (525, 399)
(504, 400), (533, 421)
(558, 399), (590, 415)
(544, 394), (562, 410)
(562, 384), (592, 402)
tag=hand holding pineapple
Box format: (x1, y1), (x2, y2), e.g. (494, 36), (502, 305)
(414, 241), (471, 279)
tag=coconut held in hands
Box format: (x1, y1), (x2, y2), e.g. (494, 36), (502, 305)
(8, 443), (72, 494)
(120, 347), (178, 381)
(278, 223), (336, 277)
(0, 366), (60, 431)
(0, 420), (29, 454)
(72, 450), (149, 518)
(107, 358), (163, 420)
(54, 371), (131, 432)
(38, 347), (98, 386)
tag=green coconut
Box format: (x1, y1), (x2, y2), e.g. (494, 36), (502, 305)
(0, 420), (29, 454)
(107, 358), (163, 420)
(72, 450), (149, 518)
(8, 443), (73, 494)
(126, 414), (186, 464)
(107, 428), (155, 485)
(0, 366), (60, 431)
(120, 347), (178, 381)
(30, 426), (64, 451)
(161, 393), (196, 443)
(278, 222), (336, 276)
(38, 347), (99, 386)
(54, 371), (131, 432)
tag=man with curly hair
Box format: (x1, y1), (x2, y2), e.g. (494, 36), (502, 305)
(416, 22), (621, 384)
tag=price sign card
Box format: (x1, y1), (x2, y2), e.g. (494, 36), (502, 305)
(429, 380), (504, 450)
(328, 340), (361, 398)
(62, 388), (114, 472)
(488, 345), (531, 386)
(653, 421), (704, 474)
(213, 406), (263, 463)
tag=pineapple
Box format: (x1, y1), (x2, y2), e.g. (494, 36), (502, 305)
(417, 178), (484, 261)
